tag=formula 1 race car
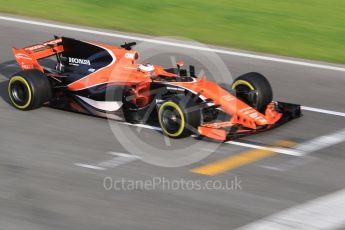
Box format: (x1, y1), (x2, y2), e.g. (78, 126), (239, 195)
(8, 36), (301, 141)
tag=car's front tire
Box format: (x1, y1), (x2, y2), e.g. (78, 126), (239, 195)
(8, 69), (52, 110)
(232, 72), (273, 113)
(158, 96), (201, 138)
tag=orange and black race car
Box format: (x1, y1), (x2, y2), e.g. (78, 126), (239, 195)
(8, 36), (301, 141)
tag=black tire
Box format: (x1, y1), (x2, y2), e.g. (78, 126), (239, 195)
(158, 96), (201, 138)
(232, 72), (273, 113)
(8, 69), (52, 110)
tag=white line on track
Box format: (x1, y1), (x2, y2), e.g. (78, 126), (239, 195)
(1, 15), (345, 72)
(74, 163), (105, 170)
(302, 106), (345, 117)
(228, 127), (345, 157)
(260, 156), (317, 171)
(288, 127), (345, 156)
(121, 122), (162, 131)
(75, 152), (140, 170)
(235, 188), (345, 230)
(225, 141), (299, 156)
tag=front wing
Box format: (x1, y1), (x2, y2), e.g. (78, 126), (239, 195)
(198, 102), (302, 141)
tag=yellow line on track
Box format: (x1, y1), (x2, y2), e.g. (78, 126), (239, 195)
(191, 140), (296, 176)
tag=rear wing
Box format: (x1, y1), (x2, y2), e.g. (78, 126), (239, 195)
(12, 38), (64, 72)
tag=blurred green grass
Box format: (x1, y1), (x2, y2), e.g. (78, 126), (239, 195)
(1, 0), (345, 63)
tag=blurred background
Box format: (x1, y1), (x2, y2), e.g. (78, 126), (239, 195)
(0, 0), (345, 63)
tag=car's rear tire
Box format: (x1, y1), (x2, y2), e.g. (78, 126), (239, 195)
(158, 96), (201, 138)
(232, 72), (273, 113)
(8, 69), (52, 110)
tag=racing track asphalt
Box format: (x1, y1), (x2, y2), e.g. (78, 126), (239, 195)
(0, 14), (345, 230)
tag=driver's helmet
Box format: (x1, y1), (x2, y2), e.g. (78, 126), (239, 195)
(139, 63), (155, 73)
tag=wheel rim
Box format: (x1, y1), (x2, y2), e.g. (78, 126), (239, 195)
(234, 84), (252, 93)
(159, 102), (185, 137)
(232, 80), (258, 109)
(8, 76), (32, 109)
(162, 108), (182, 133)
(11, 81), (29, 105)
